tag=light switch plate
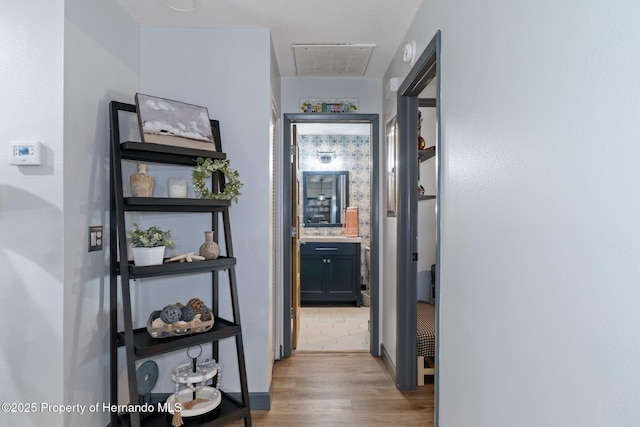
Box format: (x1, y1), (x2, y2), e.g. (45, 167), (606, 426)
(89, 226), (103, 252)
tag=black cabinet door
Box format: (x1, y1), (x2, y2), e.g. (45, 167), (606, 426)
(325, 256), (356, 299)
(300, 255), (326, 299)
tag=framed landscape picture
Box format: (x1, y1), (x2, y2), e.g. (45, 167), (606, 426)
(135, 93), (216, 151)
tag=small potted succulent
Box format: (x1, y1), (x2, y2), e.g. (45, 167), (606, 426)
(127, 224), (174, 266)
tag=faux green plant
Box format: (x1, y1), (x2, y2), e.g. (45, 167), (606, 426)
(192, 157), (242, 202)
(127, 224), (174, 248)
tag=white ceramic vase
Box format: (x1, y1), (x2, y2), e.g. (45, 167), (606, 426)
(131, 246), (166, 266)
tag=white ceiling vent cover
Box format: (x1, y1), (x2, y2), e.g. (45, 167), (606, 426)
(292, 44), (375, 76)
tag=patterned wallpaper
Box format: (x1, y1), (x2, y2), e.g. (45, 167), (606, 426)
(298, 134), (371, 289)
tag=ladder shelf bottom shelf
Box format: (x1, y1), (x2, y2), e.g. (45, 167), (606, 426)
(113, 391), (249, 427)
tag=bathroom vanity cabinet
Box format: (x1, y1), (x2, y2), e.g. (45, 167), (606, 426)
(300, 241), (361, 306)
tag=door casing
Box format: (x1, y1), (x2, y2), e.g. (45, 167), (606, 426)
(395, 29), (441, 400)
(282, 113), (380, 358)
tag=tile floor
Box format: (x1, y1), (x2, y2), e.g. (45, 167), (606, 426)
(295, 306), (370, 351)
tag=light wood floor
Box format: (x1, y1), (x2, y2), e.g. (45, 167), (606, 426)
(230, 352), (434, 426)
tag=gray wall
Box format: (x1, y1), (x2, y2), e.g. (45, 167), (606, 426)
(139, 27), (274, 396)
(0, 2), (64, 426)
(0, 1), (140, 426)
(63, 1), (140, 424)
(386, 1), (640, 425)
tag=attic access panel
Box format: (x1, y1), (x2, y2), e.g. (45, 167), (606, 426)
(293, 44), (375, 76)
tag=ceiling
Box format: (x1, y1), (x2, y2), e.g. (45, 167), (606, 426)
(115, 0), (423, 78)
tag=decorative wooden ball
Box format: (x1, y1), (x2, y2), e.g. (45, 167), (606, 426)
(187, 298), (205, 314)
(151, 318), (166, 328)
(160, 305), (182, 324)
(180, 305), (195, 322)
(201, 312), (212, 322)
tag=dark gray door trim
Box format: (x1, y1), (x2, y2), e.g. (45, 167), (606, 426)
(282, 113), (380, 358)
(396, 30), (441, 395)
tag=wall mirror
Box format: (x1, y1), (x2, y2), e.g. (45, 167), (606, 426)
(302, 171), (349, 227)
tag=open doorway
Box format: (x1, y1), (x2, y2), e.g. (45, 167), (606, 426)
(395, 30), (441, 397)
(282, 113), (380, 358)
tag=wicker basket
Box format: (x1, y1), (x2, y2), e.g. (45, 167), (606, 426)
(146, 311), (215, 339)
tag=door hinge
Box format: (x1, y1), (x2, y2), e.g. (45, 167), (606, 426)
(412, 252), (418, 261)
(290, 307), (296, 319)
(291, 226), (297, 238)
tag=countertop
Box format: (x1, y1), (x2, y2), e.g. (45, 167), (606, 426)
(299, 236), (362, 243)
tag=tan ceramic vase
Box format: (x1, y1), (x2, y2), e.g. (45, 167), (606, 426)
(130, 163), (154, 197)
(199, 231), (220, 260)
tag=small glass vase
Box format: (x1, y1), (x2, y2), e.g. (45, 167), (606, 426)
(199, 231), (220, 260)
(167, 177), (187, 198)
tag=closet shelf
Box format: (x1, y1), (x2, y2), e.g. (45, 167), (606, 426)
(418, 149), (435, 163)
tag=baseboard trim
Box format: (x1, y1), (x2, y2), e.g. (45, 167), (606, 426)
(227, 392), (271, 411)
(228, 380), (273, 411)
(380, 343), (396, 384)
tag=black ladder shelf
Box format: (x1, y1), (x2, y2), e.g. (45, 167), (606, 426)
(109, 101), (251, 427)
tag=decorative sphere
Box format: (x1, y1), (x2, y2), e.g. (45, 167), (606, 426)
(187, 298), (205, 314)
(150, 310), (161, 321)
(180, 305), (195, 322)
(160, 305), (182, 323)
(201, 312), (212, 322)
(151, 318), (166, 328)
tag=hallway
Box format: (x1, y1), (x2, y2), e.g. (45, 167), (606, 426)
(231, 352), (434, 426)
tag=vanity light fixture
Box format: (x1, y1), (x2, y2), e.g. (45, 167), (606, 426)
(317, 151), (335, 164)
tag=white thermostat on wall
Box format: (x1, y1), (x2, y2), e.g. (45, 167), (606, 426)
(11, 141), (42, 165)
